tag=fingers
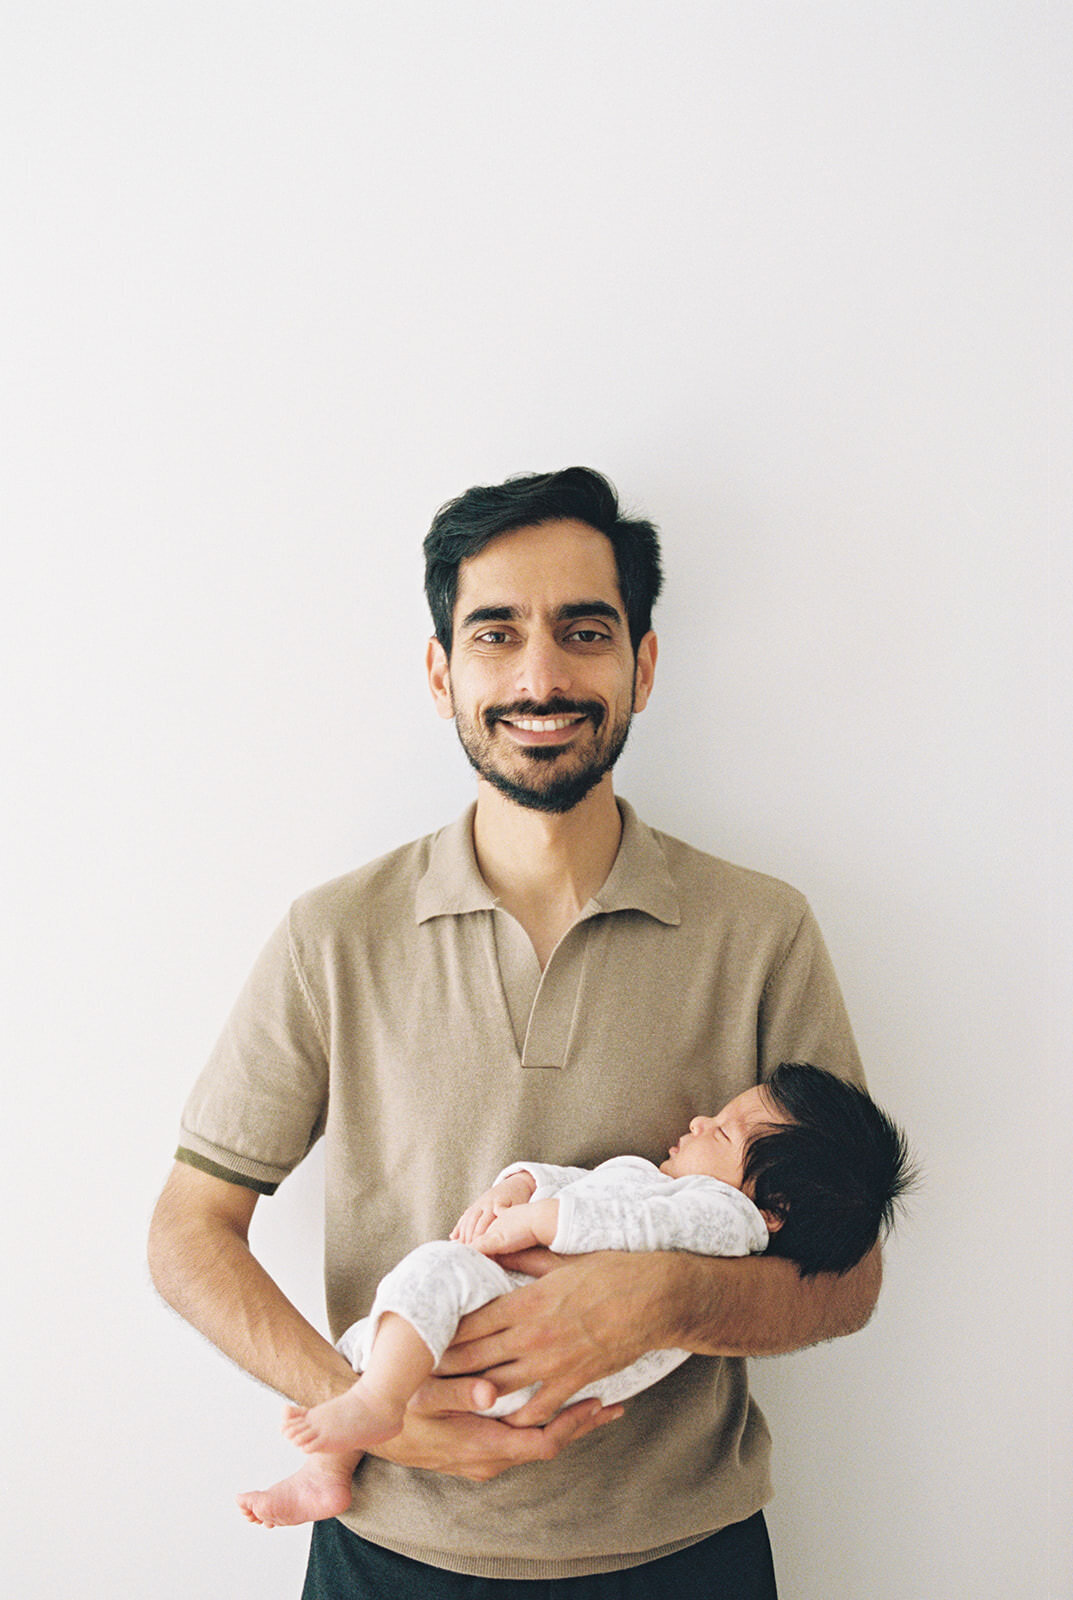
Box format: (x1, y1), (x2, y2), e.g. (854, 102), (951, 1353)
(500, 1379), (593, 1429)
(450, 1205), (475, 1242)
(436, 1330), (514, 1376)
(452, 1290), (525, 1347)
(456, 1399), (622, 1474)
(408, 1373), (499, 1415)
(451, 1200), (498, 1244)
(368, 1394), (623, 1481)
(522, 1398), (625, 1456)
(472, 1220), (512, 1256)
(481, 1211), (539, 1254)
(433, 1342), (591, 1425)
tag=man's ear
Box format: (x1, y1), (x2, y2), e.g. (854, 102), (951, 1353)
(632, 631), (658, 713)
(426, 637), (455, 720)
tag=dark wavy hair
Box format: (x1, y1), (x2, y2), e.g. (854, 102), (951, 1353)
(423, 467), (663, 654)
(743, 1063), (916, 1277)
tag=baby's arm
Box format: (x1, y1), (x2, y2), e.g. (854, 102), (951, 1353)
(470, 1180), (756, 1259)
(451, 1171), (537, 1244)
(554, 1180), (766, 1258)
(471, 1198), (560, 1256)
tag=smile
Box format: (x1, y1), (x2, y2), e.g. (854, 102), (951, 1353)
(500, 715), (585, 733)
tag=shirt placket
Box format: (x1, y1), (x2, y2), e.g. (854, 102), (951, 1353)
(492, 909), (599, 1071)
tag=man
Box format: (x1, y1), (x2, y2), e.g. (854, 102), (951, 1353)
(149, 467), (879, 1596)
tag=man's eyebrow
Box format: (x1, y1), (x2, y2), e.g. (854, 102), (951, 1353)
(556, 600), (624, 626)
(459, 600), (624, 630)
(459, 605), (519, 630)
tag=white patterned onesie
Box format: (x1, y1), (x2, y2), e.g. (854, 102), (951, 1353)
(335, 1156), (770, 1417)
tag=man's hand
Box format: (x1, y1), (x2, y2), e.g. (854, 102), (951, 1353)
(150, 1165), (622, 1485)
(366, 1373), (623, 1482)
(437, 1252), (665, 1426)
(435, 1244), (884, 1428)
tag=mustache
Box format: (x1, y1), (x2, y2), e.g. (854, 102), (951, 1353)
(485, 698), (605, 727)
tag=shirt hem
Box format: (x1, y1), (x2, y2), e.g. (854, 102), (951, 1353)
(340, 1512), (767, 1579)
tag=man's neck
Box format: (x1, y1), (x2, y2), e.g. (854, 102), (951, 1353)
(471, 777), (623, 967)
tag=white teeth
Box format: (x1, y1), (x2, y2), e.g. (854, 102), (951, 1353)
(507, 716), (581, 733)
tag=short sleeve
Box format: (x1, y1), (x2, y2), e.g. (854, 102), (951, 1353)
(176, 912), (329, 1193)
(758, 904), (864, 1086)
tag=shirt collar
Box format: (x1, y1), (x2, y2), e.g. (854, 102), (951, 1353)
(590, 799), (681, 925)
(414, 805), (496, 921)
(415, 798), (681, 927)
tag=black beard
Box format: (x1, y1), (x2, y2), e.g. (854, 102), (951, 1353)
(454, 697), (634, 815)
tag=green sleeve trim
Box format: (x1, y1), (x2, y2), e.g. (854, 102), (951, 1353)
(174, 1146), (280, 1195)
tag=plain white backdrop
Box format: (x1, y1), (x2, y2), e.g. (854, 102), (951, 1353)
(3, 4), (1069, 1596)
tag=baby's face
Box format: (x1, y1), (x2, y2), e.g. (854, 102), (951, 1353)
(659, 1085), (787, 1190)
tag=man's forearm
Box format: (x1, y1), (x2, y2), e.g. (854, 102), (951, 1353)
(651, 1243), (883, 1357)
(441, 1240), (881, 1432)
(148, 1165), (354, 1408)
(149, 1163), (621, 1480)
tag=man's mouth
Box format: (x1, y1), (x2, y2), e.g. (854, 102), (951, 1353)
(498, 713), (586, 734)
(487, 701), (603, 741)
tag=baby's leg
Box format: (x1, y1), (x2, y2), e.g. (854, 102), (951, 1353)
(282, 1314), (434, 1454)
(236, 1447), (362, 1529)
(243, 1238), (521, 1523)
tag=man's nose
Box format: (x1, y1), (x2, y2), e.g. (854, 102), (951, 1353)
(515, 635), (572, 703)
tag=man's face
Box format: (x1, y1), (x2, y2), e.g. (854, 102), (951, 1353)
(427, 519), (657, 814)
(659, 1086), (789, 1191)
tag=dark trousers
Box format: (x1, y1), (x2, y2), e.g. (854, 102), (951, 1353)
(301, 1511), (778, 1598)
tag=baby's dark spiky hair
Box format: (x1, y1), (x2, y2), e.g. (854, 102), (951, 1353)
(743, 1063), (916, 1277)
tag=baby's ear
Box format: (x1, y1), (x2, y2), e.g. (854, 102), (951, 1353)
(760, 1209), (784, 1233)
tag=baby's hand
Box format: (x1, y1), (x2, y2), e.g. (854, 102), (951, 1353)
(472, 1198), (559, 1257)
(451, 1171), (536, 1244)
(451, 1194), (500, 1244)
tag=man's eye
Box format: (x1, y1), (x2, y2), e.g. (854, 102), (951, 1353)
(568, 629), (610, 644)
(474, 631), (510, 645)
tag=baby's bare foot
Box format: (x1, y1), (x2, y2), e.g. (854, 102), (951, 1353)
(281, 1380), (404, 1454)
(236, 1453), (359, 1529)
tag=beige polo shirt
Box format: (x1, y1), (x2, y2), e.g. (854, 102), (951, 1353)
(178, 800), (862, 1579)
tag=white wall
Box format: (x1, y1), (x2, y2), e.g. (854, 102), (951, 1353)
(4, 4), (1069, 1596)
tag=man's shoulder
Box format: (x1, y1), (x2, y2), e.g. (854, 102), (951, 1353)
(287, 828), (439, 937)
(644, 817), (810, 926)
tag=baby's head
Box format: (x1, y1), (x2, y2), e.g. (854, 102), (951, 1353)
(661, 1063), (914, 1276)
